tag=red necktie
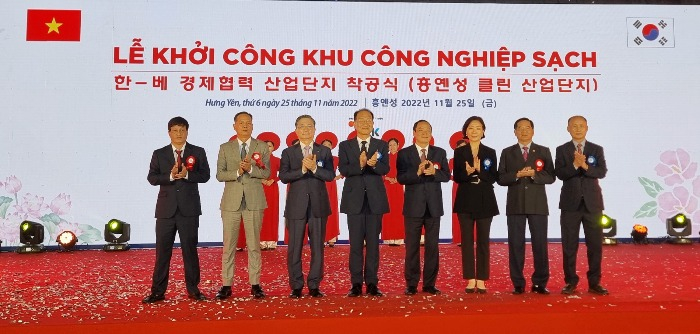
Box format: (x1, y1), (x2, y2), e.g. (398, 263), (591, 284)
(577, 143), (583, 154)
(420, 149), (427, 162)
(175, 149), (182, 170)
(522, 146), (528, 161)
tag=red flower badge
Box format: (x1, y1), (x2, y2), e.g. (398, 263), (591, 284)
(185, 156), (196, 171)
(251, 152), (265, 169)
(535, 159), (544, 172)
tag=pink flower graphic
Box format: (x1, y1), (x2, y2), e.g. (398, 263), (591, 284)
(53, 219), (83, 241)
(655, 149), (698, 186)
(2, 175), (22, 194)
(12, 193), (49, 220)
(50, 193), (72, 215)
(0, 217), (20, 245)
(693, 177), (700, 198)
(657, 186), (700, 223)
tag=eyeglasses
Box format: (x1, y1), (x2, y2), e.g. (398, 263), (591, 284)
(296, 125), (315, 130)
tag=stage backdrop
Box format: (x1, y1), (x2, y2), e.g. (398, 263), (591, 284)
(1, 1), (699, 246)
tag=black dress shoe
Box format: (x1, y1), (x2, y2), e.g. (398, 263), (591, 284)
(476, 280), (487, 294)
(465, 287), (476, 294)
(347, 284), (362, 297)
(251, 284), (265, 299)
(561, 283), (577, 295)
(588, 285), (609, 296)
(512, 287), (525, 295)
(142, 293), (165, 304)
(188, 292), (207, 301)
(366, 284), (383, 297)
(215, 286), (232, 300)
(422, 286), (441, 295)
(531, 285), (550, 295)
(404, 286), (418, 295)
(289, 289), (302, 299)
(309, 288), (324, 298)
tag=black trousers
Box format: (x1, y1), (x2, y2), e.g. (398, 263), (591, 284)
(287, 203), (326, 290)
(561, 200), (603, 287)
(347, 196), (382, 286)
(458, 214), (493, 280)
(151, 209), (200, 295)
(404, 215), (440, 288)
(507, 214), (549, 288)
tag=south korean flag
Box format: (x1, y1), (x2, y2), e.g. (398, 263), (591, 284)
(627, 17), (674, 48)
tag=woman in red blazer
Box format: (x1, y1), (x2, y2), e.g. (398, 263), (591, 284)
(316, 131), (342, 247)
(381, 129), (405, 246)
(258, 132), (281, 250)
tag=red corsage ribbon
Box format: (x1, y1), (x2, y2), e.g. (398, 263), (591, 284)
(252, 152), (266, 169)
(535, 159), (544, 172)
(185, 156), (196, 171)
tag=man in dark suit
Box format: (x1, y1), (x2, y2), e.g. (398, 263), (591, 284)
(279, 115), (335, 299)
(339, 108), (390, 297)
(497, 117), (555, 295)
(555, 115), (609, 296)
(396, 120), (450, 296)
(144, 116), (210, 303)
(215, 111), (270, 300)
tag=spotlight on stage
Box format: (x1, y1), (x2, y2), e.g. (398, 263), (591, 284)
(631, 224), (649, 244)
(666, 213), (692, 244)
(600, 214), (617, 245)
(56, 230), (78, 251)
(103, 219), (130, 251)
(17, 221), (45, 254)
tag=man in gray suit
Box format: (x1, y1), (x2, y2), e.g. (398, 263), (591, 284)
(279, 115), (335, 298)
(555, 116), (609, 296)
(498, 117), (555, 295)
(215, 111), (270, 300)
(338, 108), (390, 297)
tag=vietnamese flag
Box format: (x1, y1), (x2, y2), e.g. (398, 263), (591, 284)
(26, 9), (81, 42)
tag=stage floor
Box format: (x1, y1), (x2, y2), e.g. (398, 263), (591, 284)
(1, 243), (699, 333)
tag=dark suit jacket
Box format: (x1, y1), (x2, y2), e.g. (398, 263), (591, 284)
(497, 143), (555, 215)
(396, 145), (450, 218)
(279, 142), (335, 219)
(338, 137), (390, 215)
(554, 141), (607, 212)
(453, 143), (499, 218)
(147, 142), (210, 218)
